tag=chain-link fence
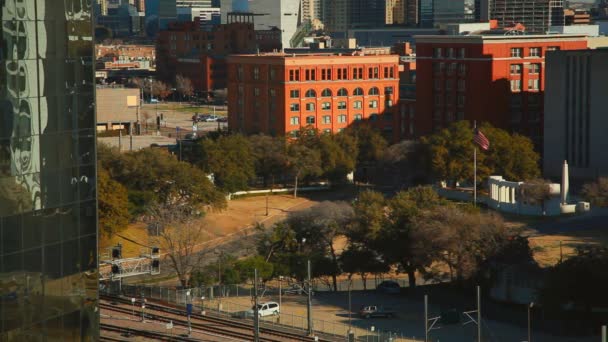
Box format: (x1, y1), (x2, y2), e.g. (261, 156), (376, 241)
(118, 284), (421, 342)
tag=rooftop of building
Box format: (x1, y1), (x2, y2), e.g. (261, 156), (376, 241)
(228, 51), (399, 59)
(415, 33), (589, 43)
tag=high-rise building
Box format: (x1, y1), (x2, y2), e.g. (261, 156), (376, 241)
(419, 0), (473, 27)
(220, 0), (301, 48)
(350, 0), (387, 28)
(544, 49), (608, 180)
(0, 0), (98, 340)
(414, 34), (587, 145)
(405, 0), (419, 26)
(476, 0), (565, 33)
(419, 0), (434, 27)
(302, 0), (323, 22)
(321, 0), (349, 32)
(386, 0), (406, 24)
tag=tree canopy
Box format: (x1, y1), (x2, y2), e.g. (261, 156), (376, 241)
(191, 134), (256, 194)
(420, 121), (540, 184)
(97, 164), (131, 237)
(581, 177), (608, 207)
(98, 143), (226, 214)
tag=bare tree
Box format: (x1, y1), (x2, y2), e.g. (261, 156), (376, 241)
(152, 80), (172, 100)
(412, 206), (514, 283)
(148, 204), (211, 287)
(581, 177), (608, 207)
(175, 75), (194, 102)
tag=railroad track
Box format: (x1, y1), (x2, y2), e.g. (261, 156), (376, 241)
(101, 322), (196, 341)
(100, 300), (317, 342)
(100, 294), (339, 342)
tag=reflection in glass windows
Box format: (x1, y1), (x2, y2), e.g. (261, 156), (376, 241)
(0, 0), (98, 340)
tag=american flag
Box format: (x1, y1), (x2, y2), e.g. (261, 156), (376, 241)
(473, 128), (490, 150)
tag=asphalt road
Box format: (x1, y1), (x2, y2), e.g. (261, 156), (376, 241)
(528, 208), (608, 235)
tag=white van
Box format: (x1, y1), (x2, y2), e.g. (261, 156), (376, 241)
(248, 302), (280, 317)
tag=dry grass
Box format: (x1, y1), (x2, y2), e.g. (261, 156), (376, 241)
(529, 229), (608, 267)
(99, 194), (317, 259)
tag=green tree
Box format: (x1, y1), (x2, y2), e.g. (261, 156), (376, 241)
(286, 142), (322, 198)
(235, 256), (275, 283)
(192, 134), (256, 193)
(249, 134), (287, 187)
(318, 133), (358, 182)
(348, 190), (386, 243)
(420, 121), (540, 184)
(97, 164), (131, 237)
(102, 146), (226, 213)
(581, 177), (608, 207)
(383, 186), (447, 288)
(344, 124), (388, 164)
(420, 121), (487, 185)
(340, 247), (390, 290)
(481, 124), (540, 181)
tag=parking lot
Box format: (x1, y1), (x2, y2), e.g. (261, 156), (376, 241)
(204, 287), (597, 342)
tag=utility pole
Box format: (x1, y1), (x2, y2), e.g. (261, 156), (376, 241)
(424, 294), (440, 342)
(425, 295), (429, 342)
(129, 123), (133, 151)
(118, 129), (122, 152)
(463, 286), (482, 342)
(307, 259), (313, 336)
(477, 286), (482, 342)
(528, 302), (534, 342)
(253, 269), (260, 342)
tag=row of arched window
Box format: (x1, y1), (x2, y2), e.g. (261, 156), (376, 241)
(304, 87), (381, 98)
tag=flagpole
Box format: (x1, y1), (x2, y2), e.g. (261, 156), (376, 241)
(474, 121), (477, 206)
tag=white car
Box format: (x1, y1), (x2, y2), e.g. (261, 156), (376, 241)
(204, 115), (219, 122)
(247, 302), (280, 317)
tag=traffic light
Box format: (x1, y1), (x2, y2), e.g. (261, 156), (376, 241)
(111, 265), (120, 274)
(111, 244), (122, 259)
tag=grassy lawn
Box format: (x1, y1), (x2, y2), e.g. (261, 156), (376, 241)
(148, 102), (227, 116)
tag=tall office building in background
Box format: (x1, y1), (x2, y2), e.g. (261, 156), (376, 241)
(0, 0), (98, 340)
(476, 0), (565, 33)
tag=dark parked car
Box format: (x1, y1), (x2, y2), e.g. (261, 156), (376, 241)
(192, 114), (209, 122)
(359, 305), (396, 318)
(376, 280), (401, 294)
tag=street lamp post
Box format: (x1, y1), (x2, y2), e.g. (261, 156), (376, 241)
(278, 276), (283, 312)
(186, 291), (192, 336)
(201, 296), (206, 315)
(528, 302), (534, 342)
(348, 279), (352, 331)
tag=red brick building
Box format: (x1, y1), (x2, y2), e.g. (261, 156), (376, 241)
(414, 34), (587, 145)
(156, 19), (281, 95)
(226, 53), (400, 140)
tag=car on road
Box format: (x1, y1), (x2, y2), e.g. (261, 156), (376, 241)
(359, 305), (396, 319)
(247, 302), (280, 317)
(217, 116), (228, 122)
(192, 114), (210, 122)
(376, 280), (401, 294)
(204, 115), (219, 122)
(184, 132), (197, 140)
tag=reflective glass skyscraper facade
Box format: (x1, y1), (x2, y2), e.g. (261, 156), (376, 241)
(0, 0), (98, 340)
